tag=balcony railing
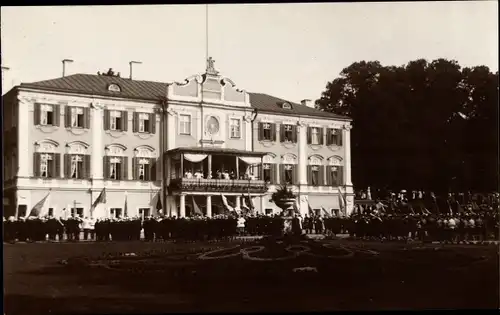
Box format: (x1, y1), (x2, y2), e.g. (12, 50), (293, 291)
(169, 178), (268, 193)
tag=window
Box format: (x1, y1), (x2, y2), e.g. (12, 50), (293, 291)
(110, 208), (122, 218)
(262, 123), (272, 140)
(327, 129), (342, 146)
(109, 157), (122, 180)
(282, 103), (292, 109)
(48, 208), (54, 217)
(108, 84), (121, 92)
(139, 208), (151, 218)
(139, 113), (150, 133)
(71, 155), (84, 179)
(71, 107), (84, 128)
(40, 154), (53, 178)
(265, 208), (273, 215)
(284, 164), (293, 184)
(328, 166), (342, 186)
(311, 127), (320, 145)
(263, 163), (271, 182)
(283, 124), (293, 142)
(311, 165), (320, 186)
(40, 104), (54, 126)
(230, 118), (241, 138)
(71, 208), (84, 217)
(110, 111), (123, 131)
(138, 159), (151, 181)
(179, 114), (191, 135)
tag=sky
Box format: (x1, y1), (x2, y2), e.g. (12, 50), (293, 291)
(1, 2), (498, 103)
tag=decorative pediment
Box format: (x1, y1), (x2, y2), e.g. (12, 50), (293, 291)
(106, 144), (127, 156)
(263, 153), (277, 164)
(308, 155), (324, 165)
(134, 145), (156, 158)
(35, 139), (59, 152)
(66, 141), (89, 154)
(282, 153), (298, 164)
(327, 155), (343, 166)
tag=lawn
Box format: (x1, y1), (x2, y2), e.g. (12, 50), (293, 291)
(3, 238), (499, 314)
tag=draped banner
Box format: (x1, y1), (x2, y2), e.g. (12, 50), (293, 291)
(183, 154), (208, 163)
(221, 194), (234, 212)
(238, 156), (261, 165)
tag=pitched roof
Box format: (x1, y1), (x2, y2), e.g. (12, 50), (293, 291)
(19, 73), (350, 120)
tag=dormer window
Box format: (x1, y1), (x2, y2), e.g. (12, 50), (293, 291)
(108, 84), (121, 92)
(282, 102), (292, 110)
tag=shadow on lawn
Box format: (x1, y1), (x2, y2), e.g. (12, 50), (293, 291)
(5, 240), (499, 313)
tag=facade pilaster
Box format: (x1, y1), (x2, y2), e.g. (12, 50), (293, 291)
(91, 103), (104, 181)
(206, 195), (212, 217)
(17, 97), (29, 177)
(343, 124), (354, 215)
(244, 115), (252, 151)
(298, 122), (308, 185)
(179, 194), (186, 218)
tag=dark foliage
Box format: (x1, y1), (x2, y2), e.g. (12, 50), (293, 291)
(316, 59), (499, 193)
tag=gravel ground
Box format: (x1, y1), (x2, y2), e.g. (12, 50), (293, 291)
(4, 239), (499, 314)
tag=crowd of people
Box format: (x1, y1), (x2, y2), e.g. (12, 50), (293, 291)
(3, 191), (499, 244)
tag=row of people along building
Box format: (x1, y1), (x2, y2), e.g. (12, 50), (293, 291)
(2, 60), (353, 219)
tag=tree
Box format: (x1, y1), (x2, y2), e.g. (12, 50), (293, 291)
(316, 59), (498, 193)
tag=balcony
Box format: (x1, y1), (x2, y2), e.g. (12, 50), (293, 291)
(169, 178), (268, 193)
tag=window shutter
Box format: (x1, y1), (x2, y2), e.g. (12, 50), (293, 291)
(150, 158), (157, 181)
(271, 123), (276, 141)
(337, 129), (343, 146)
(84, 155), (91, 179)
(65, 106), (71, 128)
(279, 124), (284, 142)
(122, 157), (128, 180)
(53, 153), (61, 178)
(64, 154), (71, 178)
(271, 164), (277, 184)
(320, 165), (325, 185)
(338, 166), (344, 185)
(34, 103), (40, 125)
(258, 123), (263, 141)
(84, 107), (90, 129)
(103, 156), (109, 179)
(104, 109), (110, 130)
(121, 111), (128, 131)
(53, 105), (60, 126)
(326, 129), (332, 145)
(292, 125), (297, 143)
(307, 165), (312, 185)
(33, 153), (40, 177)
(293, 165), (299, 185)
(326, 167), (332, 186)
(150, 113), (156, 134)
(132, 157), (137, 180)
(279, 164), (284, 184)
(132, 112), (138, 133)
(319, 128), (324, 145)
(307, 127), (312, 144)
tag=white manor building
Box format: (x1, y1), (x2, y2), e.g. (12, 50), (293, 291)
(2, 60), (354, 219)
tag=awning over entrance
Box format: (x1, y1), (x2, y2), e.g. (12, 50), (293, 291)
(165, 147), (268, 157)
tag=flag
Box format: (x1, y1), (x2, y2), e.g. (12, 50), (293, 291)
(446, 200), (453, 215)
(321, 206), (331, 217)
(221, 194), (234, 212)
(241, 194), (250, 213)
(28, 192), (50, 217)
(307, 201), (314, 216)
(293, 198), (301, 214)
(455, 200), (465, 214)
(91, 188), (106, 214)
(337, 187), (346, 214)
(156, 193), (162, 211)
(192, 196), (203, 216)
(247, 190), (255, 211)
(124, 194), (128, 217)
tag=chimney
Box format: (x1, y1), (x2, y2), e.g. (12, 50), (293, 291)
(301, 99), (314, 108)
